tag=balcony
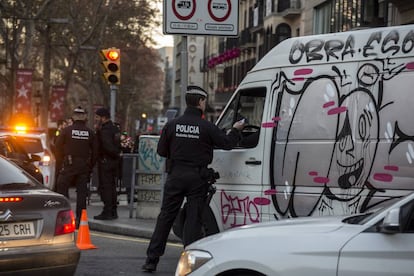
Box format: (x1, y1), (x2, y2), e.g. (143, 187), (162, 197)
(278, 0), (301, 19)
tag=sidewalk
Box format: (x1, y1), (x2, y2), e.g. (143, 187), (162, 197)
(69, 188), (181, 243)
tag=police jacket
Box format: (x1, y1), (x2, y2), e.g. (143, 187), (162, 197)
(96, 120), (121, 160)
(55, 120), (97, 165)
(157, 106), (241, 167)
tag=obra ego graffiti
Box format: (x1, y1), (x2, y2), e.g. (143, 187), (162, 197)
(289, 29), (414, 64)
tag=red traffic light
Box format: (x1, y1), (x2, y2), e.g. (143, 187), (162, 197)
(100, 48), (121, 85)
(106, 50), (120, 61)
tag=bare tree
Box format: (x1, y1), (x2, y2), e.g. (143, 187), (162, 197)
(0, 0), (163, 130)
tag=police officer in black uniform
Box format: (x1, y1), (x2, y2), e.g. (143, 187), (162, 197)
(55, 106), (98, 226)
(142, 85), (245, 272)
(94, 107), (121, 220)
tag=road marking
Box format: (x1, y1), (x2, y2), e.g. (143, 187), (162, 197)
(89, 231), (183, 248)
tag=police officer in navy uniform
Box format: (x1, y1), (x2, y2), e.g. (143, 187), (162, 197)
(55, 106), (98, 227)
(142, 85), (245, 272)
(94, 107), (121, 220)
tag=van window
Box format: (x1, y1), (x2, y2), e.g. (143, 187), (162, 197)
(217, 87), (266, 148)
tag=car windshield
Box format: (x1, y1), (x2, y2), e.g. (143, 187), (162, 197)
(0, 156), (40, 189)
(14, 136), (43, 154)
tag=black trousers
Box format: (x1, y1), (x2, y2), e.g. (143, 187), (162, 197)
(97, 158), (119, 215)
(146, 164), (208, 258)
(56, 160), (90, 221)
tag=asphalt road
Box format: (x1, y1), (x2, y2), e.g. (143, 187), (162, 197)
(75, 231), (183, 276)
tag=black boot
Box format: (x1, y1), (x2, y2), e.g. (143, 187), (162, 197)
(141, 257), (159, 272)
(93, 212), (116, 220)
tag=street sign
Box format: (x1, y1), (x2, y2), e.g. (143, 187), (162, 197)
(164, 0), (239, 36)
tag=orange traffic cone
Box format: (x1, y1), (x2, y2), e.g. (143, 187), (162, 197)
(76, 209), (97, 250)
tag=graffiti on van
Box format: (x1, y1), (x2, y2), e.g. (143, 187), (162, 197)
(289, 29), (414, 64)
(220, 190), (260, 227)
(269, 28), (414, 219)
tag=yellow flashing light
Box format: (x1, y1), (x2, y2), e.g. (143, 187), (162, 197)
(14, 125), (27, 133)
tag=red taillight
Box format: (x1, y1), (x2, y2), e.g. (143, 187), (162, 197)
(0, 197), (23, 202)
(55, 210), (76, 235)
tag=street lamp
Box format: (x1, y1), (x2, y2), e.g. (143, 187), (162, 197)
(141, 113), (147, 131)
(33, 90), (41, 127)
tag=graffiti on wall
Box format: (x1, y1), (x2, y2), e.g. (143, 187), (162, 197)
(268, 28), (414, 218)
(138, 135), (164, 173)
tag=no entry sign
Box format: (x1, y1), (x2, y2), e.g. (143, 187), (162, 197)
(164, 0), (239, 36)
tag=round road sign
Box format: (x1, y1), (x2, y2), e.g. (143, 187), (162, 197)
(208, 0), (232, 22)
(172, 0), (197, 21)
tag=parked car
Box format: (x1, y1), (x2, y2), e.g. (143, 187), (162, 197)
(0, 155), (79, 275)
(0, 135), (44, 183)
(0, 126), (56, 190)
(175, 192), (414, 276)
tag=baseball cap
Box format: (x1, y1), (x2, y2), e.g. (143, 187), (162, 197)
(95, 107), (110, 118)
(186, 85), (208, 97)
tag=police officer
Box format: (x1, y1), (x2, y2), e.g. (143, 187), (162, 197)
(142, 85), (245, 272)
(94, 107), (121, 220)
(55, 106), (97, 226)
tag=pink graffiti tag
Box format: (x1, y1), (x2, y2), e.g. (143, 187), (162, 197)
(254, 197), (271, 205)
(220, 190), (260, 228)
(327, 106), (347, 115)
(294, 68), (313, 75)
(323, 101), (336, 108)
(308, 171), (318, 176)
(264, 189), (277, 195)
(406, 62), (414, 70)
(292, 77), (305, 82)
(384, 165), (399, 171)
(262, 122), (277, 128)
(314, 176), (329, 184)
(373, 173), (393, 182)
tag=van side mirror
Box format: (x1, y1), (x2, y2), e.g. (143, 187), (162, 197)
(378, 208), (401, 234)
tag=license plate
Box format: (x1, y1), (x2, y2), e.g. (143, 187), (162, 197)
(0, 222), (35, 238)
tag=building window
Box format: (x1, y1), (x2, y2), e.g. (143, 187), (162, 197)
(275, 23), (291, 45)
(314, 1), (333, 34)
(314, 0), (387, 34)
(278, 0), (290, 12)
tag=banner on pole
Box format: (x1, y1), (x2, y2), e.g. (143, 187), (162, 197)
(15, 69), (33, 114)
(49, 86), (66, 122)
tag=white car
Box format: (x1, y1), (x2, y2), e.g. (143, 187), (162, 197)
(0, 127), (56, 190)
(176, 193), (414, 276)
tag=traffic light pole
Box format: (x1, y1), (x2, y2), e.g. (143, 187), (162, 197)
(110, 84), (117, 122)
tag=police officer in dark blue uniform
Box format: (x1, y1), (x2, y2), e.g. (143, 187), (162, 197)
(55, 106), (98, 227)
(142, 85), (245, 272)
(94, 107), (121, 220)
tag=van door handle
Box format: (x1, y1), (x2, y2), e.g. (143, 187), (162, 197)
(245, 160), (261, 165)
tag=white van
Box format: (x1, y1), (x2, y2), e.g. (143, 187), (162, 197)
(204, 24), (414, 234)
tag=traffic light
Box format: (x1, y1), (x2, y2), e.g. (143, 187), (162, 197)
(100, 48), (121, 85)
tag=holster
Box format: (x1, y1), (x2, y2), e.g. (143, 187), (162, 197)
(64, 155), (73, 166)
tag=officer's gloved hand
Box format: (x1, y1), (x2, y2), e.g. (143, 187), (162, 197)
(232, 119), (246, 130)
